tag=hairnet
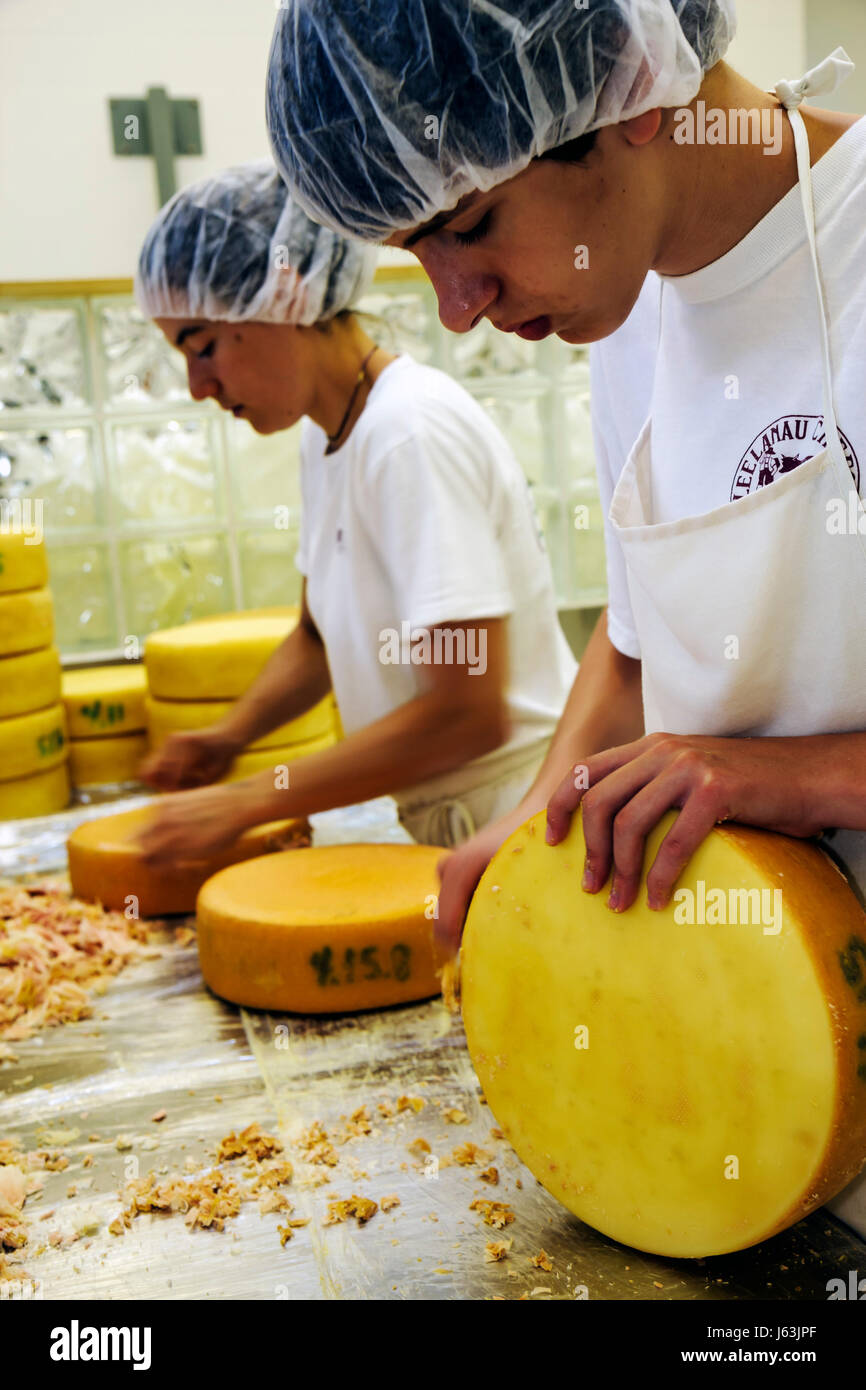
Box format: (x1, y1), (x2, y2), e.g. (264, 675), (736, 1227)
(266, 0), (737, 241)
(134, 160), (378, 324)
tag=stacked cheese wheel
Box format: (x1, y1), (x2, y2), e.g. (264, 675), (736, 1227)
(144, 608), (339, 780)
(62, 664), (149, 789)
(462, 808), (866, 1258)
(0, 534), (69, 820)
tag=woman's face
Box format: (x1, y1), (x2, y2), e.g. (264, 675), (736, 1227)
(155, 318), (316, 434)
(385, 113), (666, 345)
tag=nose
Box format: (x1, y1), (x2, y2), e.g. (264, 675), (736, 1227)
(186, 359), (221, 403)
(416, 244), (499, 335)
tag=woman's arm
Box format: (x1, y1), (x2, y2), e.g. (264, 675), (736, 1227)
(137, 617), (508, 863)
(140, 583), (332, 791)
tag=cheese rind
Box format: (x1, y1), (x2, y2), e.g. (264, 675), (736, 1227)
(68, 732), (148, 787)
(0, 763), (70, 821)
(0, 646), (61, 720)
(196, 844), (446, 1012)
(68, 805), (311, 916)
(220, 735), (336, 782)
(0, 533), (48, 594)
(461, 808), (866, 1259)
(63, 664), (148, 738)
(0, 702), (67, 781)
(145, 693), (337, 751)
(145, 610), (299, 700)
(0, 587), (54, 657)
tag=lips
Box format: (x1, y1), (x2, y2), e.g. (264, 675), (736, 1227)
(513, 316), (552, 342)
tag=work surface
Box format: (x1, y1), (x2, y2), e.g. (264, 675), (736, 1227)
(1, 793), (864, 1301)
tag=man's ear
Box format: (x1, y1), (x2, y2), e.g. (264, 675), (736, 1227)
(620, 108), (664, 147)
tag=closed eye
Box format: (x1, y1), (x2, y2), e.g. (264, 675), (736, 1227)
(196, 342), (215, 359)
(452, 210), (492, 247)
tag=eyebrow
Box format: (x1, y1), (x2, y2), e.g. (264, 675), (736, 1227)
(174, 324), (206, 348)
(402, 193), (482, 248)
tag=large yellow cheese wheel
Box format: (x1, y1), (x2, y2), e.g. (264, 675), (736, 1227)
(145, 609), (299, 700)
(461, 809), (866, 1258)
(145, 693), (337, 752)
(0, 532), (48, 594)
(197, 844), (446, 1013)
(62, 664), (148, 738)
(68, 804), (311, 916)
(0, 646), (61, 720)
(0, 587), (54, 657)
(0, 762), (70, 821)
(0, 702), (67, 782)
(68, 732), (148, 787)
(219, 734), (335, 782)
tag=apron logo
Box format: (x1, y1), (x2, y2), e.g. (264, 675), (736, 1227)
(731, 415), (860, 501)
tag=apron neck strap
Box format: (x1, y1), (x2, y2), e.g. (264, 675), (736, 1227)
(774, 49), (854, 487)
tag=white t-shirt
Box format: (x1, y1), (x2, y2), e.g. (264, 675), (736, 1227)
(296, 354), (576, 785)
(592, 116), (866, 660)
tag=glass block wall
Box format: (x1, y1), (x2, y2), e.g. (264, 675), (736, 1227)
(0, 272), (605, 659)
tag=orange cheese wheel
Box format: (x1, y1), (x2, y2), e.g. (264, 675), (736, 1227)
(196, 844), (446, 1013)
(461, 809), (866, 1258)
(67, 804), (311, 916)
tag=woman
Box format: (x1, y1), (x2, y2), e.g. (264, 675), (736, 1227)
(133, 162), (576, 859)
(266, 0), (866, 1229)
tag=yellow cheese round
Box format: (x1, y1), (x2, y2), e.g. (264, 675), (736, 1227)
(145, 609), (299, 700)
(0, 763), (71, 821)
(145, 693), (337, 752)
(68, 804), (311, 916)
(219, 734), (336, 782)
(0, 646), (61, 720)
(461, 809), (866, 1258)
(0, 587), (54, 657)
(197, 844), (446, 1013)
(0, 702), (67, 782)
(0, 532), (48, 594)
(62, 664), (148, 738)
(68, 732), (148, 787)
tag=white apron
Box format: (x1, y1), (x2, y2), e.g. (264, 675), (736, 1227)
(395, 734), (549, 847)
(608, 51), (866, 1238)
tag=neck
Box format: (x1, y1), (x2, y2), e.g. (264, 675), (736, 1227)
(652, 62), (856, 277)
(306, 315), (379, 440)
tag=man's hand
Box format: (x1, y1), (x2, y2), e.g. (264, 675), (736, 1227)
(140, 728), (243, 792)
(545, 732), (828, 912)
(135, 782), (264, 867)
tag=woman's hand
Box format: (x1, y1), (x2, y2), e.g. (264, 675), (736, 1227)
(545, 732), (828, 913)
(136, 782), (265, 867)
(139, 728), (243, 792)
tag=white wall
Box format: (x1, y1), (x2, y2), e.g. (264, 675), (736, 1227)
(2, 0), (852, 284)
(726, 0), (807, 90)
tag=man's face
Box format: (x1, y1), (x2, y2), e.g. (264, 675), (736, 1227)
(385, 115), (665, 345)
(155, 318), (314, 434)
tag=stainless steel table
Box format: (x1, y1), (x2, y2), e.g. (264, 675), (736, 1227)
(2, 791), (864, 1300)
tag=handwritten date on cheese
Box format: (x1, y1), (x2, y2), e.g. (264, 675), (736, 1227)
(196, 843), (447, 1013)
(461, 808), (866, 1259)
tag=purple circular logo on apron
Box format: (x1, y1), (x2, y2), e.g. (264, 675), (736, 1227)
(731, 414), (860, 501)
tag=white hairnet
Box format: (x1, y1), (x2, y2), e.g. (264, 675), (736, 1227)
(267, 0), (737, 242)
(134, 160), (378, 324)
